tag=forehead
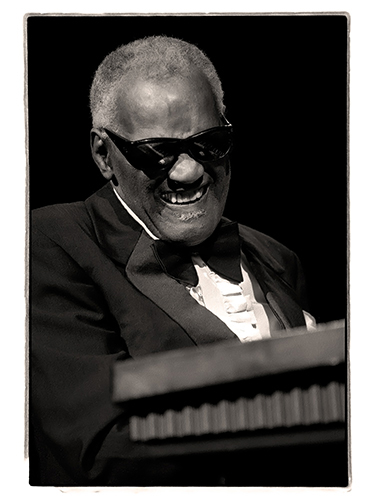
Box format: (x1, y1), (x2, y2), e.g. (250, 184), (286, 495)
(113, 70), (219, 139)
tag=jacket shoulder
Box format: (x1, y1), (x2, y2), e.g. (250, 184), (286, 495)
(238, 223), (297, 274)
(32, 201), (92, 242)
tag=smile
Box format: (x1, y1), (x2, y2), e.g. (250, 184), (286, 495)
(160, 185), (208, 205)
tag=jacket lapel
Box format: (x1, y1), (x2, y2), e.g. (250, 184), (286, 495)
(126, 231), (240, 346)
(239, 228), (306, 330)
(84, 183), (143, 267)
(248, 258), (306, 330)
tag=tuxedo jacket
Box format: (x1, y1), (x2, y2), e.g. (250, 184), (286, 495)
(30, 183), (311, 486)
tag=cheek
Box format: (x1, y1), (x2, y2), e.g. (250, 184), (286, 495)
(212, 164), (231, 198)
(116, 167), (154, 208)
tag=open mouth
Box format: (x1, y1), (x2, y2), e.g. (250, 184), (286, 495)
(160, 185), (208, 205)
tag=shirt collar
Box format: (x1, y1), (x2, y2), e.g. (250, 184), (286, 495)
(112, 186), (159, 241)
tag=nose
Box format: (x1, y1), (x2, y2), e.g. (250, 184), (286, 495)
(168, 154), (205, 184)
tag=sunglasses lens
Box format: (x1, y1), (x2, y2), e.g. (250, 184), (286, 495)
(126, 142), (178, 171)
(189, 129), (232, 162)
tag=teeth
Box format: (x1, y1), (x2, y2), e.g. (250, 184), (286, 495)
(162, 187), (206, 205)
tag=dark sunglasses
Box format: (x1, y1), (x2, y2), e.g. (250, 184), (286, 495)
(103, 116), (233, 176)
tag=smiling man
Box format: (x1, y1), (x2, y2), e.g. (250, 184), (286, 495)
(90, 45), (231, 247)
(30, 36), (315, 486)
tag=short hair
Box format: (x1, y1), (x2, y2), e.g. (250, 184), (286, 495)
(89, 36), (225, 129)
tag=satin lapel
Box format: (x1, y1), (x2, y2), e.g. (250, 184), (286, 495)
(126, 232), (240, 346)
(241, 241), (306, 330)
(84, 183), (143, 267)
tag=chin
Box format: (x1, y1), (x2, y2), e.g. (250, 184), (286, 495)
(160, 218), (219, 247)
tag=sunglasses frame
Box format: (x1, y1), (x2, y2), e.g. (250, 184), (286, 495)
(103, 115), (233, 174)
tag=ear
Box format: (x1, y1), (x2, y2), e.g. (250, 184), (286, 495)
(90, 128), (113, 181)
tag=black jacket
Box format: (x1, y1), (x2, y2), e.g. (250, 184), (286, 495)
(30, 183), (310, 486)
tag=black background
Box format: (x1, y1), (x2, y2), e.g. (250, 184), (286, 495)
(27, 14), (348, 324)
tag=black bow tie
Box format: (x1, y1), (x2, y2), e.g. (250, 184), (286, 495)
(152, 221), (243, 287)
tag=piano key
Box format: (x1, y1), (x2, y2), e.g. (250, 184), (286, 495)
(191, 406), (202, 436)
(181, 405), (194, 436)
(198, 403), (211, 435)
(289, 387), (303, 426)
(215, 399), (230, 433)
(271, 390), (284, 428)
(253, 394), (265, 429)
(331, 382), (343, 422)
(163, 409), (175, 438)
(320, 384), (332, 424)
(138, 415), (147, 441)
(208, 403), (217, 434)
(129, 416), (140, 441)
(227, 400), (239, 432)
(308, 384), (322, 424)
(210, 401), (219, 434)
(157, 412), (166, 439)
(282, 391), (294, 428)
(246, 397), (256, 430)
(326, 382), (340, 422)
(301, 387), (312, 425)
(235, 397), (248, 431)
(144, 412), (157, 440)
(264, 394), (274, 429)
(173, 407), (184, 437)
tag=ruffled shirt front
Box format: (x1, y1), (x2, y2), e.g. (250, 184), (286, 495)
(189, 254), (273, 342)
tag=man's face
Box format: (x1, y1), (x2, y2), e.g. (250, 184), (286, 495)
(107, 70), (231, 246)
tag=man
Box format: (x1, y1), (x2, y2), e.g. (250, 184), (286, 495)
(30, 36), (315, 486)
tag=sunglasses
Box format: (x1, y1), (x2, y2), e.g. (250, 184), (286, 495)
(103, 117), (233, 177)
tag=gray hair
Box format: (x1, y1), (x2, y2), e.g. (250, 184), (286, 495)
(89, 36), (225, 128)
